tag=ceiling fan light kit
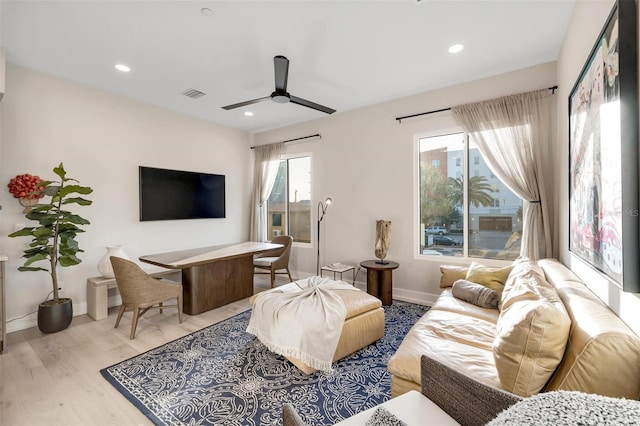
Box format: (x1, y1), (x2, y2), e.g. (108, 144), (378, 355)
(222, 55), (336, 115)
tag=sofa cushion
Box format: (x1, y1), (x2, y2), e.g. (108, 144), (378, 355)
(439, 265), (468, 288)
(452, 279), (500, 309)
(465, 262), (512, 292)
(493, 258), (570, 396)
(432, 288), (501, 323)
(387, 290), (502, 395)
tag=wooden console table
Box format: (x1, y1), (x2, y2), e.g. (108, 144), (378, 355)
(360, 260), (399, 306)
(139, 242), (282, 315)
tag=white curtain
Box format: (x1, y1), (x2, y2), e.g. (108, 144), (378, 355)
(250, 143), (285, 242)
(451, 89), (552, 260)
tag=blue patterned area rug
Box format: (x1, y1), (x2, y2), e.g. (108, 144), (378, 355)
(100, 300), (428, 426)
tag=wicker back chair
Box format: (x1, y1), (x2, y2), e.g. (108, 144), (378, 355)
(253, 235), (294, 288)
(110, 256), (183, 339)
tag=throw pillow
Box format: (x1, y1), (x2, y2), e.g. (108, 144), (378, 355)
(499, 256), (541, 308)
(452, 279), (500, 309)
(439, 265), (468, 288)
(493, 260), (571, 397)
(465, 262), (512, 292)
(365, 407), (408, 426)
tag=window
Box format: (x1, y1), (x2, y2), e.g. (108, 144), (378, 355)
(266, 156), (311, 243)
(432, 159), (440, 168)
(418, 132), (522, 260)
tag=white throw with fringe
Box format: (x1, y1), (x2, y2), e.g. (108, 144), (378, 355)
(246, 276), (360, 372)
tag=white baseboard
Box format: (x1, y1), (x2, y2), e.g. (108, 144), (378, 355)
(392, 288), (438, 306)
(294, 273), (436, 306)
(297, 270), (438, 307)
(6, 301), (89, 333)
(6, 271), (438, 334)
(6, 314), (37, 333)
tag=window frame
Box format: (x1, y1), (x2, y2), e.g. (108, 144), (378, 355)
(413, 128), (514, 266)
(267, 152), (313, 248)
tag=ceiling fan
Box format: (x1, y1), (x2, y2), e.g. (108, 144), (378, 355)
(222, 55), (336, 115)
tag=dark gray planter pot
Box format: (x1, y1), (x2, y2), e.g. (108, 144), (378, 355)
(38, 298), (73, 333)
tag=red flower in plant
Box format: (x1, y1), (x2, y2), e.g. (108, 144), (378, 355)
(7, 173), (45, 200)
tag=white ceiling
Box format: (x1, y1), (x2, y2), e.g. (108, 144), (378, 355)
(1, 0), (576, 133)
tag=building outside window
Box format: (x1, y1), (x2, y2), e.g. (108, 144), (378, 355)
(266, 156), (311, 243)
(418, 132), (522, 260)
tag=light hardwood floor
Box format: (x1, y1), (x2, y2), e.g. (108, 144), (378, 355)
(0, 275), (278, 426)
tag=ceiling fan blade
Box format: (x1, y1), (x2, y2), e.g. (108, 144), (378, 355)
(290, 95), (336, 114)
(274, 55), (289, 92)
(221, 96), (271, 110)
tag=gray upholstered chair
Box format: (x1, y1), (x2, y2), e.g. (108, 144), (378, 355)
(110, 256), (183, 339)
(253, 235), (294, 288)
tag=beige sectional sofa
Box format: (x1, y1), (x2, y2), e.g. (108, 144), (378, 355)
(388, 258), (640, 400)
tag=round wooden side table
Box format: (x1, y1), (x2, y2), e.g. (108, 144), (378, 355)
(360, 260), (399, 306)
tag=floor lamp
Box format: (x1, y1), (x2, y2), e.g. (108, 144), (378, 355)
(316, 197), (333, 275)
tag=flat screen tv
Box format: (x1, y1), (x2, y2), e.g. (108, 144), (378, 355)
(139, 166), (225, 221)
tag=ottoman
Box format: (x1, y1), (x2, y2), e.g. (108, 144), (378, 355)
(250, 282), (385, 374)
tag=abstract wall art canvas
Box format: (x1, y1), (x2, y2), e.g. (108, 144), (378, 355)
(569, 0), (639, 292)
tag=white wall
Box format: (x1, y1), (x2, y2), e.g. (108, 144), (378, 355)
(556, 0), (640, 336)
(0, 64), (252, 332)
(254, 62), (557, 306)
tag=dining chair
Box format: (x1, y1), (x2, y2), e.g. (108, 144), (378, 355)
(110, 256), (183, 339)
(253, 235), (294, 288)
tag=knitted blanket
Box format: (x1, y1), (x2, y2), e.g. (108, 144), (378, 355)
(488, 390), (640, 425)
(246, 276), (359, 372)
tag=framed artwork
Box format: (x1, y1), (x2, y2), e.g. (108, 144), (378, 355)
(569, 0), (639, 292)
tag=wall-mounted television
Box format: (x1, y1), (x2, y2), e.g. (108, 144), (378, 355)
(139, 166), (225, 221)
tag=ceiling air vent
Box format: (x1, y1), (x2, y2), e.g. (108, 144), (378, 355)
(181, 88), (206, 99)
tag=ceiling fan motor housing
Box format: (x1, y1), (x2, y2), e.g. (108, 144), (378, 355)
(271, 91), (290, 103)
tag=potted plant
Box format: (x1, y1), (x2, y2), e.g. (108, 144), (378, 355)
(8, 163), (93, 333)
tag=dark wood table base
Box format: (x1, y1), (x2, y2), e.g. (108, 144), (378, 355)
(139, 242), (282, 316)
(182, 255), (254, 315)
(360, 260), (399, 306)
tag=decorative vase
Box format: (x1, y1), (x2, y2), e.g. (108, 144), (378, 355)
(97, 245), (130, 278)
(375, 220), (392, 264)
(18, 197), (39, 213)
(38, 298), (73, 333)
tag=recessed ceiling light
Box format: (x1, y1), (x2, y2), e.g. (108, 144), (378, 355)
(201, 7), (214, 16)
(448, 44), (464, 54)
(244, 111), (254, 117)
(115, 64), (131, 72)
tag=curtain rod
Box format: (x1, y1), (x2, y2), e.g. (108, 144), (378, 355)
(250, 133), (321, 149)
(395, 85), (559, 123)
